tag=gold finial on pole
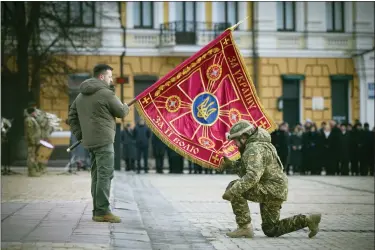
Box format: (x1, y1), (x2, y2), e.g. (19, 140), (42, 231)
(226, 16), (249, 31)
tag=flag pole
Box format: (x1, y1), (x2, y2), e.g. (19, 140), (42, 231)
(226, 16), (249, 31)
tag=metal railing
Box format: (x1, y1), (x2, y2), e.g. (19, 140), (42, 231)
(159, 21), (231, 46)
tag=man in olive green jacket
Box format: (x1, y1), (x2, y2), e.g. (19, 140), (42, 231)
(68, 64), (129, 223)
(221, 120), (322, 238)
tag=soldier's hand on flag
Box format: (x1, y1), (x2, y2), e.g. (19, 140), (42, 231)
(219, 156), (232, 169)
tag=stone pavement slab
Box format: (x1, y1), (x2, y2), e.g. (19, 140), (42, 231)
(1, 171), (115, 249)
(136, 173), (374, 250)
(2, 169), (374, 250)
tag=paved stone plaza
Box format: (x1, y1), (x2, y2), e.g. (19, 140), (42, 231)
(1, 168), (374, 250)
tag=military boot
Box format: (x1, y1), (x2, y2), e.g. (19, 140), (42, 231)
(226, 224), (254, 238)
(307, 214), (322, 238)
(93, 212), (121, 223)
(28, 168), (41, 177)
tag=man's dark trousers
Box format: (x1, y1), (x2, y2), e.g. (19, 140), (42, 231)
(137, 145), (149, 173)
(89, 144), (114, 216)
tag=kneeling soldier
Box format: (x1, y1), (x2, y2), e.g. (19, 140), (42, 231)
(221, 120), (321, 238)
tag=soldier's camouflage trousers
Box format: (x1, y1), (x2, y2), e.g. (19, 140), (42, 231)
(27, 146), (39, 172)
(226, 180), (308, 237)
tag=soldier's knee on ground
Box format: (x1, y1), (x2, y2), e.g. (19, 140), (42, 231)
(262, 224), (278, 237)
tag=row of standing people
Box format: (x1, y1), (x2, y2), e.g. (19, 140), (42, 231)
(271, 120), (374, 176)
(121, 120), (230, 174)
(121, 119), (185, 174)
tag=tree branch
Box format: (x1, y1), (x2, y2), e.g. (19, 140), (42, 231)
(26, 2), (40, 42)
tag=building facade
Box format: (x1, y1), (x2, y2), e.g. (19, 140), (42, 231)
(37, 2), (374, 148)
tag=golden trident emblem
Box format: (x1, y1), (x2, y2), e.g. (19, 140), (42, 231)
(196, 97), (217, 120)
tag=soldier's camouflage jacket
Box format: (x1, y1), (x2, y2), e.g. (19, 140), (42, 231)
(35, 109), (53, 139)
(24, 110), (42, 145)
(226, 127), (288, 201)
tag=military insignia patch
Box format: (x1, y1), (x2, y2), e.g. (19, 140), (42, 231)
(206, 64), (222, 81)
(229, 108), (241, 124)
(198, 137), (215, 149)
(165, 95), (181, 113)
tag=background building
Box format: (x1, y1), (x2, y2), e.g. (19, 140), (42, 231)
(5, 1), (373, 155)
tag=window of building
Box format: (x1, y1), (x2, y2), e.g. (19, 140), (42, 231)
(326, 2), (344, 32)
(175, 2), (196, 23)
(68, 2), (95, 27)
(175, 1), (196, 33)
(281, 76), (301, 127)
(134, 2), (153, 29)
(331, 76), (350, 124)
(277, 2), (295, 31)
(217, 2), (238, 27)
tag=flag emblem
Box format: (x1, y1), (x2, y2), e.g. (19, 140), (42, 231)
(206, 64), (222, 81)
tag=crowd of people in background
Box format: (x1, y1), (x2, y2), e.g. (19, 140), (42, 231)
(120, 118), (374, 176)
(271, 119), (375, 176)
(121, 118), (226, 174)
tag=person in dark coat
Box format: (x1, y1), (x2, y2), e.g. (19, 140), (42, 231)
(360, 123), (373, 176)
(350, 123), (362, 176)
(329, 120), (342, 175)
(133, 118), (151, 174)
(338, 124), (351, 175)
(151, 133), (166, 173)
(318, 123), (336, 175)
(188, 160), (202, 174)
(302, 122), (320, 175)
(121, 123), (136, 171)
(319, 121), (326, 134)
(289, 124), (303, 175)
(347, 123), (353, 132)
(271, 122), (289, 172)
(167, 147), (184, 173)
(204, 167), (213, 174)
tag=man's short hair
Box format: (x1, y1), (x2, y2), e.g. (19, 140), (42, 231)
(93, 64), (113, 77)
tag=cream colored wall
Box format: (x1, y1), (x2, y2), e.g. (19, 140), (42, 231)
(258, 58), (359, 126)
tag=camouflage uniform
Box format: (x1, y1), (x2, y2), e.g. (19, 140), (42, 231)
(223, 120), (321, 238)
(35, 109), (53, 140)
(24, 109), (42, 177)
(34, 109), (52, 173)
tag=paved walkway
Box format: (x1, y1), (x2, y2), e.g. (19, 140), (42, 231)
(1, 168), (374, 250)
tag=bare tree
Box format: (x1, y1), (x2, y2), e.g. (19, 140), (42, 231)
(1, 1), (105, 160)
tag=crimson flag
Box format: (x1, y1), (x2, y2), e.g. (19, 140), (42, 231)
(135, 29), (276, 169)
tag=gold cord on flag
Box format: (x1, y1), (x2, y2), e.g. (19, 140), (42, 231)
(226, 16), (250, 31)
